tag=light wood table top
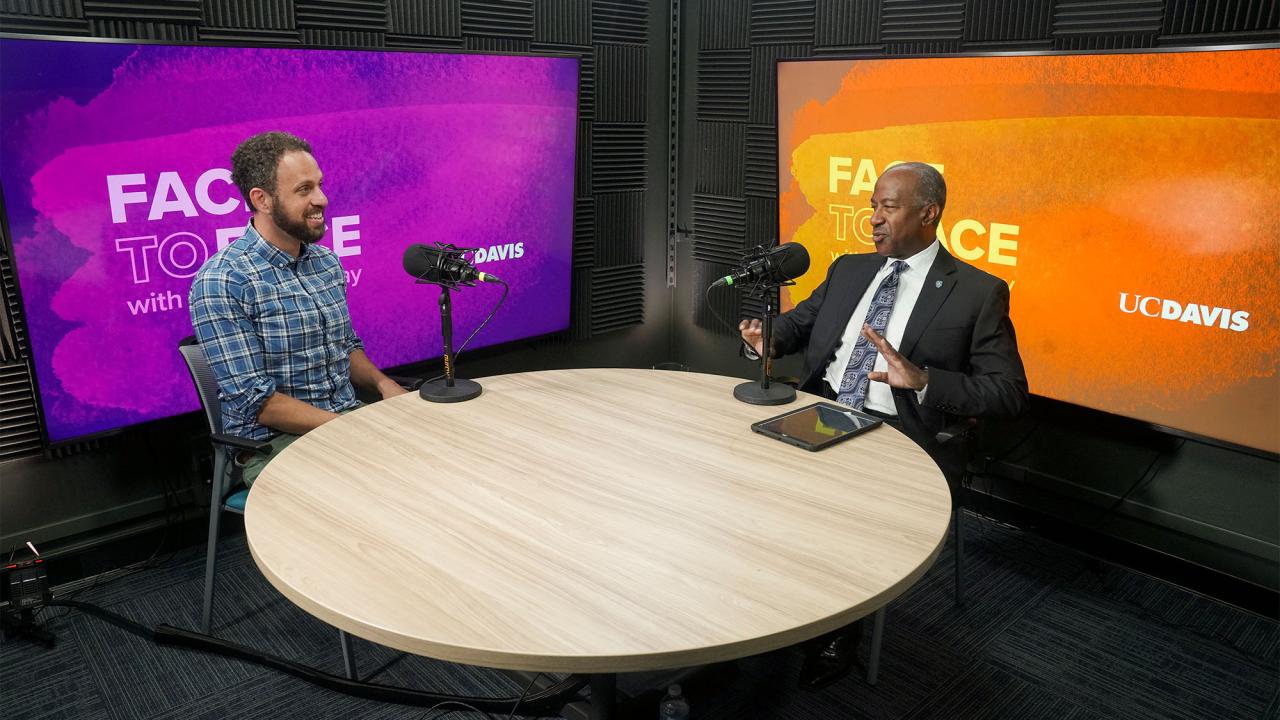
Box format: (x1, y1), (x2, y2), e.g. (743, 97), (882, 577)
(245, 368), (952, 673)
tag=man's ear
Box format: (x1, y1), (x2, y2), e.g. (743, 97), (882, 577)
(248, 187), (271, 213)
(921, 202), (940, 227)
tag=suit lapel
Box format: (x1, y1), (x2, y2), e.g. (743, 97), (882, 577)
(830, 253), (880, 333)
(899, 248), (957, 359)
(812, 254), (880, 371)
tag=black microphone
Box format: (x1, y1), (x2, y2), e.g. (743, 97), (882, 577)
(403, 243), (502, 286)
(711, 243), (810, 287)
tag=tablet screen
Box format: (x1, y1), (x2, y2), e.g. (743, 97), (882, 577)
(753, 403), (881, 449)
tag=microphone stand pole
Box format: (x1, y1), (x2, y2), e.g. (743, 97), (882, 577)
(733, 283), (796, 405)
(419, 286), (482, 403)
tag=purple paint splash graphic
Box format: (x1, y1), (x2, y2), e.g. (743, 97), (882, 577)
(1, 40), (578, 442)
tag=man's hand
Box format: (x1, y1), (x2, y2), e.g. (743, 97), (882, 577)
(377, 378), (410, 399)
(350, 349), (409, 400)
(862, 323), (929, 391)
(738, 318), (764, 356)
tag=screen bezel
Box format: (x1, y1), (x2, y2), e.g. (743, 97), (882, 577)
(751, 401), (884, 451)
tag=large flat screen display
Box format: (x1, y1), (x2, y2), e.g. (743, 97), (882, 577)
(1, 37), (578, 443)
(778, 48), (1278, 453)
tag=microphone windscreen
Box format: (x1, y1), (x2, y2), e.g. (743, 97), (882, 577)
(774, 242), (810, 281)
(403, 244), (436, 279)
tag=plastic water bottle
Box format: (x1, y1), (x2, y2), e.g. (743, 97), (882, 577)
(658, 684), (690, 719)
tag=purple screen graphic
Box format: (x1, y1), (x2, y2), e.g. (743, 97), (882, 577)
(0, 38), (578, 443)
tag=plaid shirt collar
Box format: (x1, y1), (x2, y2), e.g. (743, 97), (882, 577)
(245, 221), (316, 270)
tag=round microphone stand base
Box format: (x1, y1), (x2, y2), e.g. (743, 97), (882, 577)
(419, 378), (482, 403)
(733, 380), (796, 406)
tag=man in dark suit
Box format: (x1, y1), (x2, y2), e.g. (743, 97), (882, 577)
(740, 161), (1028, 689)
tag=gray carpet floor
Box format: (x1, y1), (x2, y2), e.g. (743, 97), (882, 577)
(3, 513), (1277, 719)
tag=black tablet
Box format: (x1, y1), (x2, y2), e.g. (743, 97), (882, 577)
(750, 402), (883, 451)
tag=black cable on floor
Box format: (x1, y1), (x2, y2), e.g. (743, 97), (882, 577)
(44, 599), (585, 717)
(49, 598), (155, 640)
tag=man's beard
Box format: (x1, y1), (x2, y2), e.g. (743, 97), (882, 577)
(271, 200), (326, 244)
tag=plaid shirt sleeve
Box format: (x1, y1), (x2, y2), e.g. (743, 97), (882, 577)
(340, 276), (364, 355)
(189, 264), (277, 432)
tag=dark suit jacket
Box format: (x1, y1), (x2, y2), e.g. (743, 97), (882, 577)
(772, 247), (1029, 477)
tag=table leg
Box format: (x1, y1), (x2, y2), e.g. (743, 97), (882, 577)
(866, 607), (886, 685)
(588, 673), (616, 720)
(339, 630), (357, 680)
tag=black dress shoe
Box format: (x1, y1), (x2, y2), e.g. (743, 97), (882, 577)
(798, 621), (864, 691)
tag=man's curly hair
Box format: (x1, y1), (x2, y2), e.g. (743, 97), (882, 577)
(231, 131), (313, 212)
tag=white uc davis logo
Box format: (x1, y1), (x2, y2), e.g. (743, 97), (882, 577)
(1119, 293), (1250, 332)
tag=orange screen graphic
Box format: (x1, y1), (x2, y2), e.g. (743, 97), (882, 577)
(778, 50), (1279, 453)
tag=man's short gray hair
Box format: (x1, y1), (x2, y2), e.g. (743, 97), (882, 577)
(889, 162), (947, 219)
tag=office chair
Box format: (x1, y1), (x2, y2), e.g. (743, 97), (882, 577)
(178, 336), (359, 679)
(935, 417), (980, 608)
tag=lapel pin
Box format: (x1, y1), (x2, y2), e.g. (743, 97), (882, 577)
(935, 280), (943, 289)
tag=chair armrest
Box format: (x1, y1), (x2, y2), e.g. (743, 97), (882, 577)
(210, 433), (272, 455)
(935, 418), (978, 445)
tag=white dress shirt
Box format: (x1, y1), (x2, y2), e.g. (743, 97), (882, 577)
(824, 240), (941, 415)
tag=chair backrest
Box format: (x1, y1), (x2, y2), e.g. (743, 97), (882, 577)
(178, 335), (223, 435)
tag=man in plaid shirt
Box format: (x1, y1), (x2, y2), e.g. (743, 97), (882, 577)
(189, 131), (408, 485)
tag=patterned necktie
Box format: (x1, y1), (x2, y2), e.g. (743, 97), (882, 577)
(837, 260), (908, 409)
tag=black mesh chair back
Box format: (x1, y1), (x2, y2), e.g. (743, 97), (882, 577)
(179, 336), (223, 438)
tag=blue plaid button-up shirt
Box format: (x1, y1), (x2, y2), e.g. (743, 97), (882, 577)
(189, 223), (362, 440)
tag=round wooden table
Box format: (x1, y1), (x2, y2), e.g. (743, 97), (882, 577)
(245, 368), (951, 707)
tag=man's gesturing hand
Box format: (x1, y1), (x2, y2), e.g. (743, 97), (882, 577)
(739, 318), (764, 357)
(862, 323), (929, 391)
